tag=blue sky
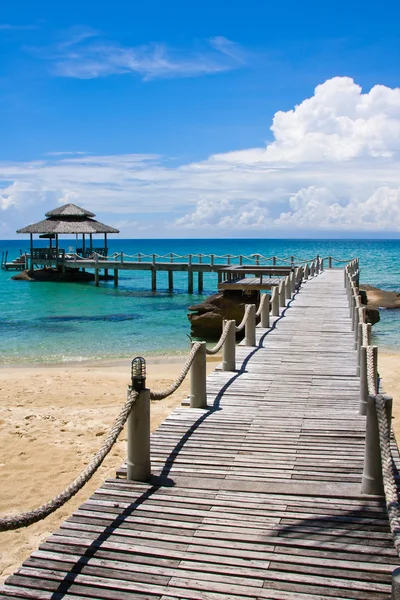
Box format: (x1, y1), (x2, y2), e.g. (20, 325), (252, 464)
(1, 1), (400, 238)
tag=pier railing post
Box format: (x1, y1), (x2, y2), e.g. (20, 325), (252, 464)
(245, 304), (256, 346)
(271, 286), (279, 316)
(285, 275), (291, 300)
(361, 393), (392, 495)
(222, 320), (236, 371)
(190, 342), (207, 408)
(279, 280), (286, 308)
(260, 294), (270, 328)
(310, 261), (315, 277)
(360, 345), (377, 416)
(127, 387), (151, 482)
(329, 256), (332, 269)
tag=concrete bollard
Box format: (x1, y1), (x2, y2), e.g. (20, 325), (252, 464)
(361, 393), (393, 495)
(127, 387), (151, 482)
(271, 286), (279, 316)
(391, 567), (400, 599)
(222, 320), (236, 371)
(279, 280), (286, 308)
(291, 271), (296, 295)
(285, 275), (291, 300)
(260, 294), (270, 328)
(359, 346), (368, 415)
(245, 304), (256, 346)
(189, 341), (207, 409)
(353, 304), (359, 349)
(359, 345), (377, 416)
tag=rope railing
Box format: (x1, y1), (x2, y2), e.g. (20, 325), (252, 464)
(235, 304), (253, 332)
(0, 389), (138, 531)
(345, 259), (400, 591)
(149, 342), (202, 399)
(0, 256), (325, 530)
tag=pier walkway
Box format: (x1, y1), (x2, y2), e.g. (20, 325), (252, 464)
(1, 268), (399, 599)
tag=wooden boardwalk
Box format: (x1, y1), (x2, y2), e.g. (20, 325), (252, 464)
(1, 269), (399, 599)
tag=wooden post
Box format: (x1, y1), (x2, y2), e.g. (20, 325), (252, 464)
(329, 256), (332, 269)
(126, 387), (151, 482)
(239, 255), (243, 266)
(113, 269), (118, 287)
(260, 294), (270, 328)
(190, 342), (207, 408)
(210, 254), (214, 266)
(222, 320), (236, 372)
(138, 252), (141, 263)
(227, 254), (231, 265)
(360, 345), (377, 415)
(170, 252), (173, 263)
(198, 271), (203, 293)
(361, 394), (392, 495)
(279, 280), (286, 308)
(310, 262), (315, 277)
(256, 254), (259, 266)
(245, 304), (256, 346)
(120, 251), (124, 263)
(151, 268), (157, 292)
(272, 256), (276, 266)
(271, 287), (279, 316)
(391, 568), (400, 599)
(168, 270), (173, 291)
(29, 233), (33, 270)
(291, 271), (296, 295)
(188, 269), (193, 294)
(217, 271), (222, 284)
(285, 275), (291, 300)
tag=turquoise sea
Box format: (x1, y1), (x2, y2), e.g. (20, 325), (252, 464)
(0, 239), (399, 365)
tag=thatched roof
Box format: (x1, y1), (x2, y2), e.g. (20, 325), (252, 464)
(46, 204), (95, 218)
(17, 203), (119, 235)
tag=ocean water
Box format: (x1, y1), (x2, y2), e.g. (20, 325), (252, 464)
(0, 238), (399, 364)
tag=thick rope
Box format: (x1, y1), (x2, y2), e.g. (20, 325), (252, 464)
(206, 321), (231, 355)
(375, 396), (400, 556)
(366, 345), (377, 397)
(0, 390), (138, 531)
(235, 304), (252, 333)
(150, 342), (202, 400)
(255, 293), (268, 317)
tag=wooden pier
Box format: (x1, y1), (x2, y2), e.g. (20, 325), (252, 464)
(1, 267), (399, 599)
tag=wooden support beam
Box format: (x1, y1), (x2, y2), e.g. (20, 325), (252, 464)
(113, 269), (118, 286)
(168, 270), (173, 291)
(151, 268), (157, 292)
(188, 269), (193, 294)
(198, 271), (203, 293)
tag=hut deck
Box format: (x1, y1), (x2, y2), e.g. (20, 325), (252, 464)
(218, 276), (282, 291)
(1, 269), (398, 600)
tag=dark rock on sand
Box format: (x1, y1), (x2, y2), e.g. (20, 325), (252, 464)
(188, 290), (263, 338)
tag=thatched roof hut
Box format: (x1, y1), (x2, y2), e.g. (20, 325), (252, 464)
(17, 203), (120, 265)
(17, 203), (119, 235)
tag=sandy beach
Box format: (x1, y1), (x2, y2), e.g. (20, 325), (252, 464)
(0, 355), (220, 584)
(0, 350), (399, 585)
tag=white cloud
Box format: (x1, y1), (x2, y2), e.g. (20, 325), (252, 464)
(263, 77), (400, 162)
(47, 34), (245, 80)
(2, 77), (400, 237)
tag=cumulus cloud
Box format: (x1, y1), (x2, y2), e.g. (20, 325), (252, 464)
(2, 77), (400, 237)
(264, 77), (400, 162)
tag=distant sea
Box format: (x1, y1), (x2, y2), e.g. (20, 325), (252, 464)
(0, 239), (399, 365)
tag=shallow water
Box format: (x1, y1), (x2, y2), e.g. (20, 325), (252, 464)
(0, 238), (399, 364)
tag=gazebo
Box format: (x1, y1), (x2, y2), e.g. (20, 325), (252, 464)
(17, 203), (119, 269)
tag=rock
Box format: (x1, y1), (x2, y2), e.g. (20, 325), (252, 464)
(366, 308), (380, 326)
(12, 268), (95, 283)
(359, 284), (400, 309)
(188, 290), (263, 339)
